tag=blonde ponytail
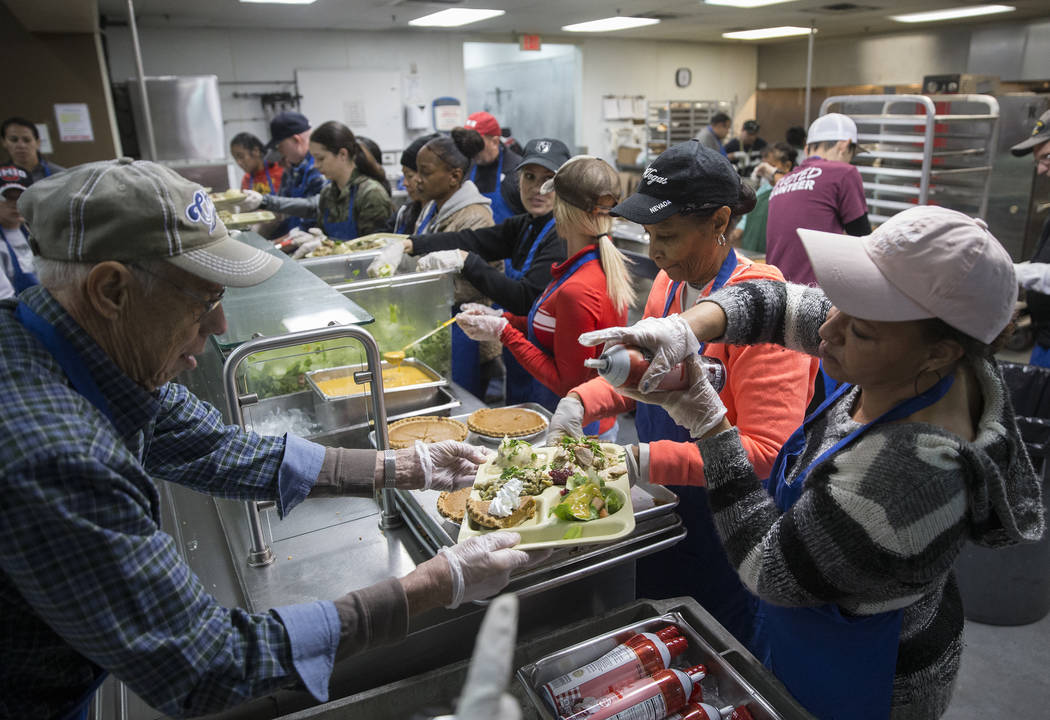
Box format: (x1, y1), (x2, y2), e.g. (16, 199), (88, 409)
(598, 234), (635, 314)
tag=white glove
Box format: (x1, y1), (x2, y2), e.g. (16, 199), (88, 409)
(417, 440), (492, 492)
(579, 315), (701, 393)
(547, 395), (585, 442)
(751, 161), (777, 183)
(241, 190), (264, 211)
(367, 241), (405, 278)
(439, 532), (531, 608)
(418, 249), (466, 272)
(455, 313), (508, 343)
(618, 354), (727, 439)
(291, 237), (323, 259)
(1015, 262), (1050, 294)
(455, 594), (522, 720)
(460, 302), (502, 317)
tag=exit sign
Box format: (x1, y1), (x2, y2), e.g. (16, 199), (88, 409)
(520, 34), (541, 51)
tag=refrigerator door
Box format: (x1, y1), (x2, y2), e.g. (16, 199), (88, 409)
(128, 75), (226, 163)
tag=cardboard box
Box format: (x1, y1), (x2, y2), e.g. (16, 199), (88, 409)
(616, 146), (642, 167)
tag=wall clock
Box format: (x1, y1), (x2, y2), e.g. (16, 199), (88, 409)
(675, 67), (692, 88)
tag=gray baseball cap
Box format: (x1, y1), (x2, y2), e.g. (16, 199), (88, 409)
(1011, 109), (1050, 156)
(18, 158), (281, 287)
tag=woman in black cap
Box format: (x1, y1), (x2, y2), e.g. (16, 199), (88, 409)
(547, 140), (819, 645)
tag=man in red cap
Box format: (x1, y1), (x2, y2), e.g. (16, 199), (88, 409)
(463, 111), (524, 223)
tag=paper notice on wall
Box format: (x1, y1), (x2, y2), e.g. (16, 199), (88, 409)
(602, 97), (620, 120)
(36, 124), (53, 154)
(54, 103), (94, 142)
(344, 100), (367, 127)
(617, 98), (634, 120)
(632, 98), (647, 119)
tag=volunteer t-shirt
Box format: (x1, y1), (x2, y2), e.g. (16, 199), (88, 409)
(765, 156), (867, 286)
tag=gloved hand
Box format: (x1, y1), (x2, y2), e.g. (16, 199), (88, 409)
(367, 241), (405, 278)
(241, 189), (264, 211)
(455, 594), (522, 720)
(750, 161), (777, 183)
(547, 395), (585, 442)
(418, 249), (467, 272)
(1015, 262), (1050, 294)
(618, 354), (728, 439)
(459, 302), (502, 317)
(291, 237), (323, 259)
(455, 313), (508, 343)
(439, 532), (531, 608)
(579, 315), (700, 393)
(417, 440), (492, 492)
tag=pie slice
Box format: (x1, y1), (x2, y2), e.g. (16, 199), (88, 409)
(467, 407), (548, 438)
(466, 495), (537, 529)
(436, 487), (472, 523)
(387, 416), (468, 449)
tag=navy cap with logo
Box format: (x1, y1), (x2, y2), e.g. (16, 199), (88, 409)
(742, 119), (760, 133)
(611, 139), (741, 224)
(266, 111), (311, 150)
(0, 164), (32, 198)
(1011, 109), (1050, 157)
(515, 138), (571, 173)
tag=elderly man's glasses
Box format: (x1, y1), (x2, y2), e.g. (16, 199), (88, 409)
(132, 264), (225, 322)
(1036, 151), (1050, 167)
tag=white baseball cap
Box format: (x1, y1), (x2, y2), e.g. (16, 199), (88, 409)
(808, 113), (869, 153)
(798, 206), (1016, 344)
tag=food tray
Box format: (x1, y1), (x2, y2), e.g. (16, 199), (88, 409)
(305, 357), (447, 402)
(223, 210), (275, 229)
(517, 612), (791, 720)
(457, 442), (635, 551)
(210, 189), (246, 210)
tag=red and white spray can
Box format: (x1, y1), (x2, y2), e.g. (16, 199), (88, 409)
(584, 345), (725, 393)
(666, 703), (757, 720)
(557, 664), (708, 720)
(543, 627), (688, 715)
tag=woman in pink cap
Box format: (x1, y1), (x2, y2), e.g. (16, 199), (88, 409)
(581, 205), (1044, 719)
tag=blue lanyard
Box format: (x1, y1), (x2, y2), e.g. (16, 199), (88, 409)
(526, 249), (600, 347)
(506, 217), (556, 279)
(661, 248), (736, 352)
(416, 202), (438, 234)
(469, 145), (504, 185)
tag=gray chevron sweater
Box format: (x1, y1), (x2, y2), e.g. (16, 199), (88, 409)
(697, 280), (1045, 719)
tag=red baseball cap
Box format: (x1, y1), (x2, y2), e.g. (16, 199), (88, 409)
(464, 111), (501, 137)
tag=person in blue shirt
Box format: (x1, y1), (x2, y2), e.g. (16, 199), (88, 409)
(2, 116), (65, 182)
(696, 112), (731, 156)
(0, 158), (532, 719)
(263, 111), (326, 237)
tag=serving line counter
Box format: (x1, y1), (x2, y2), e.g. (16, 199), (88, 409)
(93, 233), (688, 720)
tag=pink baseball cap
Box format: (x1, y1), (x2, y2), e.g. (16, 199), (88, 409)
(797, 206), (1016, 344)
(464, 111), (501, 137)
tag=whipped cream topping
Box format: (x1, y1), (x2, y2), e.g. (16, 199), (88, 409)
(488, 477), (524, 517)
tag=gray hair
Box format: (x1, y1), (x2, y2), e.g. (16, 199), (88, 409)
(35, 257), (168, 294)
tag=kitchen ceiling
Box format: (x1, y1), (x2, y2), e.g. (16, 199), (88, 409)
(95, 0), (1049, 42)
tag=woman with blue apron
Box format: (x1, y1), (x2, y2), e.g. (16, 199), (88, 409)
(469, 145), (516, 224)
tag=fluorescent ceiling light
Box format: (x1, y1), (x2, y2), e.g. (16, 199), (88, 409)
(706, 0), (798, 7)
(890, 4), (1014, 23)
(562, 16), (661, 32)
(408, 8), (505, 27)
(722, 26), (812, 40)
(239, 0), (317, 4)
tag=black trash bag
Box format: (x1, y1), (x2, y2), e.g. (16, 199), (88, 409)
(1000, 361), (1050, 419)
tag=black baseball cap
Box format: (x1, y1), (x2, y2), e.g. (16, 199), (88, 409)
(266, 111), (310, 150)
(742, 119), (760, 133)
(401, 133), (440, 171)
(611, 140), (741, 224)
(1011, 109), (1050, 157)
(515, 138), (571, 173)
(0, 164), (32, 198)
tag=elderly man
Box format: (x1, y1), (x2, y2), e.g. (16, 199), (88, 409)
(696, 112), (731, 156)
(262, 111), (326, 237)
(0, 158), (529, 719)
(463, 111), (524, 223)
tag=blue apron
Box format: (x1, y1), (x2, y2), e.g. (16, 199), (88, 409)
(635, 250), (758, 645)
(519, 250), (603, 434)
(15, 301), (116, 720)
(321, 183), (360, 240)
(41, 159), (53, 178)
(503, 218), (557, 406)
(282, 154), (318, 233)
(753, 373), (954, 719)
(470, 147), (514, 224)
(1, 225), (40, 293)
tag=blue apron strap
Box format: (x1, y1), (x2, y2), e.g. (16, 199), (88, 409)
(468, 146), (501, 185)
(505, 217), (555, 280)
(415, 202), (438, 234)
(1, 225), (40, 293)
(42, 159), (52, 178)
(526, 250), (599, 346)
(264, 163), (275, 193)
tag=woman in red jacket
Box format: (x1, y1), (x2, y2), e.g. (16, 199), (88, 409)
(550, 141), (819, 646)
(455, 156), (634, 439)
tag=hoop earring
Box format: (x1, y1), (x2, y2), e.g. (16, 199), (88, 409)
(913, 366), (943, 397)
(717, 233), (727, 247)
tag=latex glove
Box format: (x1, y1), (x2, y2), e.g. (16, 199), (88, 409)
(367, 241), (405, 278)
(579, 315), (700, 393)
(456, 313), (508, 343)
(751, 161), (777, 183)
(291, 237), (323, 259)
(1015, 262), (1050, 294)
(418, 249), (467, 272)
(455, 594), (522, 720)
(417, 440), (492, 491)
(618, 354), (727, 439)
(241, 190), (264, 211)
(459, 302), (502, 317)
(439, 532), (531, 608)
(546, 395), (585, 442)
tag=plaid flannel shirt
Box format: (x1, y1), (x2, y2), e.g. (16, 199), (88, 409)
(0, 286), (335, 719)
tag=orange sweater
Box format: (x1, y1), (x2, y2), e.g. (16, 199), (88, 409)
(573, 256), (818, 485)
